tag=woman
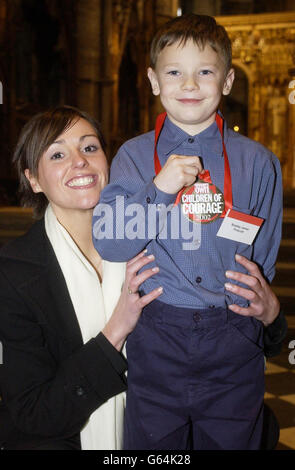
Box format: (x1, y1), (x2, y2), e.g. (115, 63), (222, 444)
(0, 106), (163, 450)
(0, 106), (287, 450)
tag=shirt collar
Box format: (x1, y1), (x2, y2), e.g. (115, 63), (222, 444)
(158, 110), (228, 158)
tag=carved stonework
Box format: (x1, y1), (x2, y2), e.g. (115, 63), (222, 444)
(105, 0), (178, 156)
(112, 0), (135, 64)
(217, 12), (295, 187)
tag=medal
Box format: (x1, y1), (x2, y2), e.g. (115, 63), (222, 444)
(180, 170), (225, 224)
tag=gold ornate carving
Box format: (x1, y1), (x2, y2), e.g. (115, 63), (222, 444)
(217, 12), (295, 187)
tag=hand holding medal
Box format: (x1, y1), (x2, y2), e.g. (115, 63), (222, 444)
(153, 112), (228, 225)
(153, 154), (204, 195)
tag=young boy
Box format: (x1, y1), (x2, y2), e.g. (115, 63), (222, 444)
(93, 14), (282, 449)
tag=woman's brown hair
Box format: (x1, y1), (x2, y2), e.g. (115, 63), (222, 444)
(13, 106), (106, 219)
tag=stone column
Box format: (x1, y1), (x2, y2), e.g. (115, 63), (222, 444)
(97, 0), (115, 154)
(0, 0), (6, 44)
(102, 0), (134, 157)
(149, 0), (179, 125)
(76, 0), (102, 120)
(0, 0), (6, 178)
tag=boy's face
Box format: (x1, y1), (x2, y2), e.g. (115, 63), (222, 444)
(148, 39), (234, 135)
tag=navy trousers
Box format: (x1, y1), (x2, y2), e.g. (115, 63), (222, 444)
(124, 299), (265, 450)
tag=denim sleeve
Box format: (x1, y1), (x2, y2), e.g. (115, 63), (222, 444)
(92, 145), (176, 261)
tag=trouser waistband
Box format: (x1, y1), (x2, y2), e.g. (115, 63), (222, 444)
(143, 298), (239, 329)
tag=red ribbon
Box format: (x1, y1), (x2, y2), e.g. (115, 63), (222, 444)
(154, 112), (232, 217)
(198, 170), (212, 184)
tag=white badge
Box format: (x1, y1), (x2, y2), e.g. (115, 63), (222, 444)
(216, 209), (263, 245)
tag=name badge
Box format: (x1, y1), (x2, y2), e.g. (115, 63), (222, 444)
(216, 209), (263, 245)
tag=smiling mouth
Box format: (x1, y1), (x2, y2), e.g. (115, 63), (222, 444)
(67, 175), (97, 188)
(178, 99), (203, 104)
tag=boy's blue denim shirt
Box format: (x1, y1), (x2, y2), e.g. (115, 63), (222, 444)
(93, 113), (282, 309)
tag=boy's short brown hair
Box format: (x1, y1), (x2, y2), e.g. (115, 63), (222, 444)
(13, 105), (106, 219)
(150, 13), (232, 73)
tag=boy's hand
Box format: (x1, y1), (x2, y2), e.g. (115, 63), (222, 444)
(154, 154), (203, 194)
(224, 254), (280, 326)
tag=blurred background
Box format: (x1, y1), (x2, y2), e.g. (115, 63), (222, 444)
(0, 0), (294, 449)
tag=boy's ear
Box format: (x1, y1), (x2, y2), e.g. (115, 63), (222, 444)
(222, 68), (235, 96)
(147, 67), (160, 96)
(24, 169), (43, 193)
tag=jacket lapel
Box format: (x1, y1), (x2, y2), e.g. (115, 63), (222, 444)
(1, 219), (83, 352)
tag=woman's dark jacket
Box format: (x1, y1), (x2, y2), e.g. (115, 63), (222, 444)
(0, 219), (127, 450)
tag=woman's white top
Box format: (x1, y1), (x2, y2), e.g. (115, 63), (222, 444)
(45, 205), (126, 450)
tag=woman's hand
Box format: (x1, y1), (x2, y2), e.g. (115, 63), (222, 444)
(224, 254), (280, 326)
(102, 250), (163, 351)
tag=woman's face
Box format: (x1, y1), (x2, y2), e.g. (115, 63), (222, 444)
(26, 118), (108, 215)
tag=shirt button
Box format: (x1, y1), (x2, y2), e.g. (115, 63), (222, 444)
(196, 276), (202, 283)
(188, 137), (194, 143)
(146, 196), (151, 203)
(193, 312), (201, 322)
(192, 239), (200, 248)
(75, 386), (85, 397)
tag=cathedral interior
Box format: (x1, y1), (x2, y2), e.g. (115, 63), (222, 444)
(0, 0), (295, 450)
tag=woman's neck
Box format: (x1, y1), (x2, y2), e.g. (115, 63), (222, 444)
(51, 205), (103, 280)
